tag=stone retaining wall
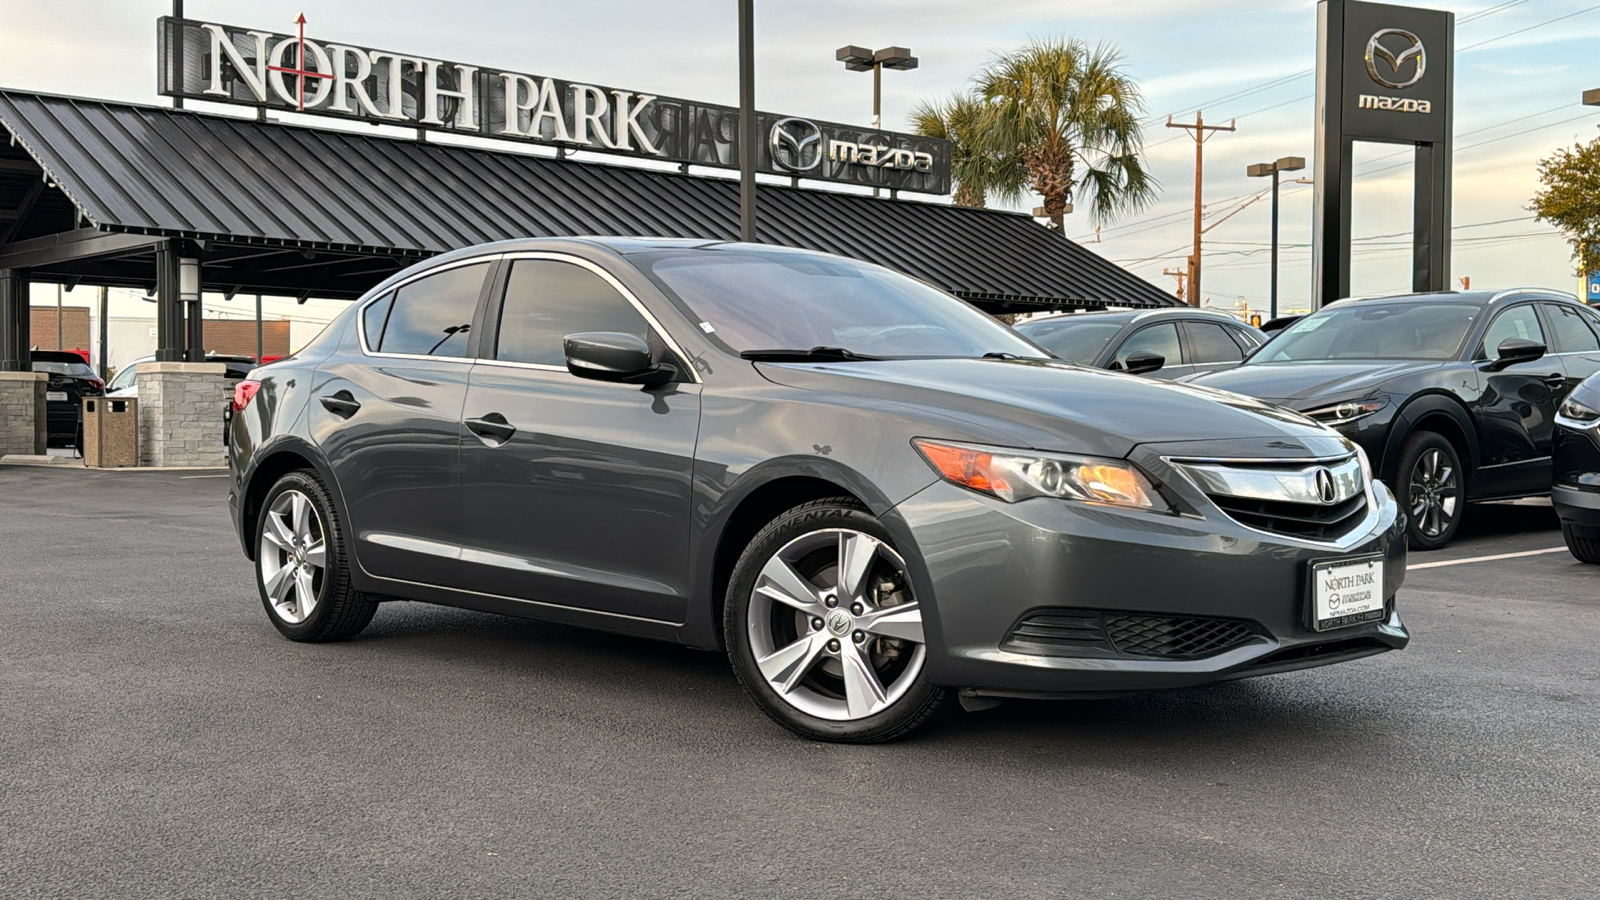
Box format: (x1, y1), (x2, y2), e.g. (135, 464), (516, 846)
(0, 371), (46, 456)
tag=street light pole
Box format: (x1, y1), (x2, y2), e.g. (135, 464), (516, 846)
(1247, 156), (1305, 320)
(837, 45), (917, 196)
(738, 0), (757, 243)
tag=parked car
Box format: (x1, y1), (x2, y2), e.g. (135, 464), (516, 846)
(30, 350), (103, 447)
(1190, 289), (1600, 550)
(107, 354), (258, 398)
(229, 238), (1407, 743)
(1013, 308), (1266, 378)
(1259, 315), (1303, 336)
(1551, 372), (1600, 562)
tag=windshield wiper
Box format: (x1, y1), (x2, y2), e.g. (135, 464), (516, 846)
(740, 346), (883, 362)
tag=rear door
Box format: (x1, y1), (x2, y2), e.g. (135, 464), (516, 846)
(312, 259), (494, 584)
(1542, 301), (1600, 397)
(1181, 320), (1251, 378)
(457, 254), (701, 624)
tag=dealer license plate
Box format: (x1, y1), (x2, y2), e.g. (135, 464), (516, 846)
(46, 390), (67, 402)
(1310, 555), (1385, 631)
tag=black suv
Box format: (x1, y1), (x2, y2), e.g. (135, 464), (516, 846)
(1192, 289), (1600, 549)
(1014, 308), (1265, 379)
(30, 350), (103, 447)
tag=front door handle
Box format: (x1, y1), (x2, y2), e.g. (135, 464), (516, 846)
(465, 413), (517, 444)
(319, 391), (361, 418)
(1542, 373), (1567, 388)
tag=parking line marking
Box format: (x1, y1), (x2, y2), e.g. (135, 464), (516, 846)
(180, 474), (227, 479)
(1409, 547), (1567, 570)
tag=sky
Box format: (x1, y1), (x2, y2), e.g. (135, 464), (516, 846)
(2, 0), (1599, 323)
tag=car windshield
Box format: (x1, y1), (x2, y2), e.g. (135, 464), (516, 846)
(639, 249), (1044, 359)
(1013, 318), (1124, 364)
(1249, 302), (1480, 363)
(33, 359), (96, 378)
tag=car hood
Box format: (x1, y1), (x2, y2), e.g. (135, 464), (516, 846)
(1186, 360), (1443, 405)
(754, 357), (1344, 460)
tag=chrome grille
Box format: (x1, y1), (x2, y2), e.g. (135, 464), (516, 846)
(1171, 455), (1370, 542)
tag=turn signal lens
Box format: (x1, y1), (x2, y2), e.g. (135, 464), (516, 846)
(913, 439), (1166, 510)
(232, 380), (262, 412)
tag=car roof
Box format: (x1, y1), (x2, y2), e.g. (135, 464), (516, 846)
(1333, 288), (1579, 307)
(1017, 307), (1252, 329)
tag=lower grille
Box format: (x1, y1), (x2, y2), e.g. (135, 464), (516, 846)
(1211, 493), (1368, 541)
(1104, 615), (1259, 659)
(1004, 609), (1261, 660)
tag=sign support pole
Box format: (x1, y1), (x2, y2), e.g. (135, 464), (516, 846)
(737, 0), (757, 243)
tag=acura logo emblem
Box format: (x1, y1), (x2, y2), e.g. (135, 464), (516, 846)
(1313, 467), (1338, 505)
(769, 117), (823, 173)
(1365, 28), (1426, 90)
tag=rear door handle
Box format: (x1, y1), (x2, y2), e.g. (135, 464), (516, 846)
(465, 413), (517, 444)
(319, 391), (361, 417)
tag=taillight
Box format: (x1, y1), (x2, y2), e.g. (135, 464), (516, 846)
(232, 380), (262, 412)
(88, 377), (105, 392)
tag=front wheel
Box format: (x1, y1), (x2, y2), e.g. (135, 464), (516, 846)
(724, 499), (947, 743)
(255, 470), (377, 642)
(1561, 522), (1600, 564)
(1398, 432), (1464, 550)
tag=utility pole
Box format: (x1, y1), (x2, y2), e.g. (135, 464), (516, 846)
(1161, 268), (1188, 304)
(1166, 111), (1235, 307)
(1247, 156), (1305, 320)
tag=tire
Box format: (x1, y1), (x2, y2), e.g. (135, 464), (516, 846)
(724, 498), (948, 743)
(254, 469), (377, 642)
(1561, 522), (1600, 564)
(1397, 431), (1465, 550)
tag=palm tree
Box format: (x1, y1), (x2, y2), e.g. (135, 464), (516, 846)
(975, 38), (1155, 231)
(910, 93), (1024, 210)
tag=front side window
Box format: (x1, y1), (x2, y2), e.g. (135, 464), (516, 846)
(1184, 322), (1246, 364)
(495, 260), (651, 366)
(640, 248), (1041, 360)
(1254, 302), (1480, 363)
(1478, 305), (1544, 360)
(374, 263), (489, 357)
(1112, 323), (1181, 369)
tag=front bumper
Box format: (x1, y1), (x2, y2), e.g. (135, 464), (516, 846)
(889, 478), (1408, 697)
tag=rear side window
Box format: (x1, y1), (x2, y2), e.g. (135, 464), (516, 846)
(1112, 323), (1181, 369)
(375, 263), (490, 357)
(495, 259), (651, 366)
(1544, 303), (1600, 353)
(362, 293), (393, 351)
(1184, 322), (1246, 364)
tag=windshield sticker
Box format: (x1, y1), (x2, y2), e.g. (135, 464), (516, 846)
(699, 322), (716, 333)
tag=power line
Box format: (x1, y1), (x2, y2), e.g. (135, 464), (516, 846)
(1460, 2), (1600, 50)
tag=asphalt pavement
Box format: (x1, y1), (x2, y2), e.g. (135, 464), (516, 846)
(1, 468), (1596, 899)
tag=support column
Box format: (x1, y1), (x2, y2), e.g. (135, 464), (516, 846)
(155, 242), (184, 362)
(180, 256), (203, 361)
(135, 361), (229, 467)
(0, 268), (28, 372)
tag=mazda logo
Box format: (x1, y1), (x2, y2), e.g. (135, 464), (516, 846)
(1314, 467), (1338, 505)
(1365, 28), (1425, 90)
(769, 117), (823, 173)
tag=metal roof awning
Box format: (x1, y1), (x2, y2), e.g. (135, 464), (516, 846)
(0, 89), (1178, 309)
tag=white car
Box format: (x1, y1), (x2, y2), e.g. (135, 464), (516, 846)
(107, 355), (257, 398)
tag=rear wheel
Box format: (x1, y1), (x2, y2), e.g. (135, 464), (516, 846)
(725, 498), (947, 743)
(1561, 522), (1600, 564)
(1398, 431), (1464, 550)
(255, 470), (377, 642)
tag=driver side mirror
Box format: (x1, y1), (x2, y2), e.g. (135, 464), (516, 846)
(563, 332), (678, 387)
(1121, 351), (1166, 375)
(1487, 337), (1546, 371)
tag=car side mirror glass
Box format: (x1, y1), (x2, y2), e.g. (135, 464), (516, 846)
(563, 332), (678, 386)
(1488, 337), (1546, 371)
(1122, 351), (1166, 375)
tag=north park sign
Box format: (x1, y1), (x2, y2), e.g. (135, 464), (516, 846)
(156, 16), (951, 195)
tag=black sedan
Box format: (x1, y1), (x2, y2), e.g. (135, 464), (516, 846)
(228, 238), (1406, 743)
(31, 350), (103, 447)
(1013, 308), (1266, 379)
(1191, 289), (1600, 549)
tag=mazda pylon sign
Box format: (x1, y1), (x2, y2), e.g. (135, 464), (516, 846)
(157, 16), (951, 195)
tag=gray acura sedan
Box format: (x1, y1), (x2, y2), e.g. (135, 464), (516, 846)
(227, 238), (1408, 743)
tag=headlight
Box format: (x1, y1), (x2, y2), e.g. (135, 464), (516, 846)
(1302, 397), (1387, 426)
(1559, 396), (1600, 427)
(912, 439), (1168, 510)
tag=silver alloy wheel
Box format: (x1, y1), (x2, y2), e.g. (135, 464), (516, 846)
(746, 528), (927, 721)
(1409, 447), (1459, 538)
(258, 490), (327, 624)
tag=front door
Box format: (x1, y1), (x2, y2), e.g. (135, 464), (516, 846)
(1110, 322), (1189, 379)
(314, 260), (493, 584)
(457, 256), (701, 624)
(1474, 303), (1562, 497)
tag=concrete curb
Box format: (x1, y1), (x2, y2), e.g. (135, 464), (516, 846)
(0, 454), (226, 472)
